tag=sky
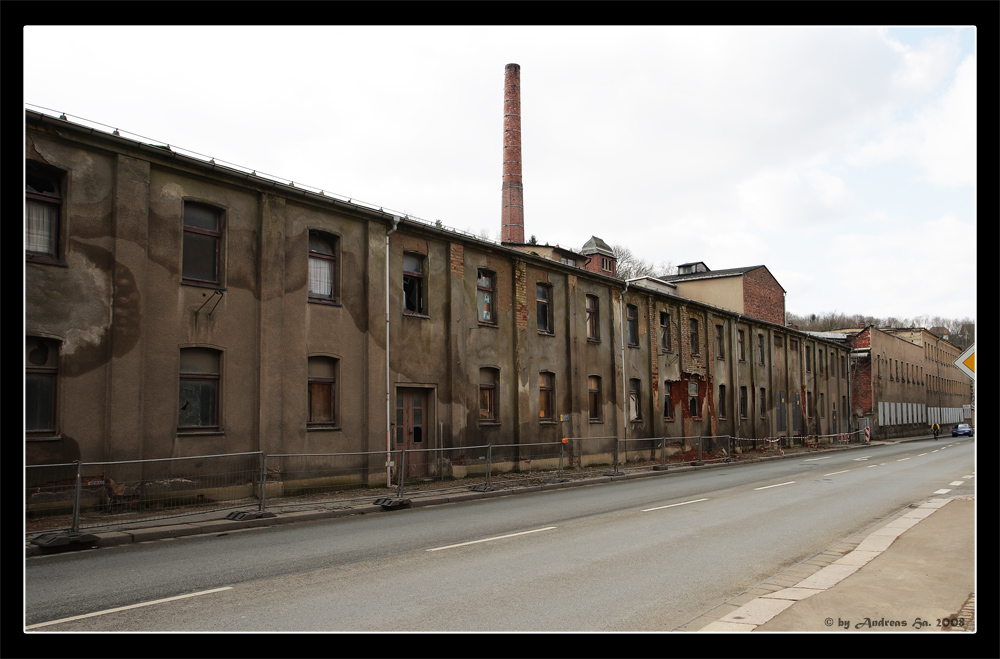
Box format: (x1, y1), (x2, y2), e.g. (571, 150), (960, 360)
(23, 25), (977, 324)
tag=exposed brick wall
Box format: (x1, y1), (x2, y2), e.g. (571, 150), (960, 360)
(742, 267), (785, 325)
(514, 260), (528, 330)
(450, 243), (464, 276)
(501, 63), (524, 244)
(679, 306), (707, 377)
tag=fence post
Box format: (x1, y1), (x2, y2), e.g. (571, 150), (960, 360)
(397, 450), (406, 498)
(71, 461), (82, 534)
(558, 440), (564, 479)
(485, 444), (493, 489)
(259, 452), (267, 513)
(698, 436), (703, 462)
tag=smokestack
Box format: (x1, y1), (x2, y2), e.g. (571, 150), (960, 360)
(501, 63), (524, 244)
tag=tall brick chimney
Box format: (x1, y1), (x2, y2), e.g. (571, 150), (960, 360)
(501, 63), (525, 244)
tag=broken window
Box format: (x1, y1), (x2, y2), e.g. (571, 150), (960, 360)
(629, 379), (642, 421)
(182, 201), (223, 285)
(479, 367), (498, 423)
(688, 380), (700, 417)
(626, 304), (639, 346)
(689, 318), (699, 356)
(539, 372), (554, 421)
(179, 347), (221, 430)
(806, 346), (812, 373)
(477, 269), (495, 324)
(26, 336), (59, 434)
(308, 356), (337, 427)
(589, 375), (602, 421)
(739, 386), (748, 419)
(536, 283), (553, 334)
(660, 311), (671, 351)
(586, 295), (600, 341)
(664, 380), (674, 419)
(718, 384), (727, 418)
(715, 324), (725, 360)
(737, 329), (746, 361)
(403, 253), (425, 315)
(25, 160), (63, 262)
(757, 334), (765, 365)
(308, 231), (337, 301)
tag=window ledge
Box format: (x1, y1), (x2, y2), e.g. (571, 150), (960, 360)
(177, 429), (225, 436)
(182, 281), (227, 292)
(589, 420), (604, 424)
(587, 338), (602, 344)
(404, 312), (431, 320)
(26, 256), (67, 267)
(307, 425), (342, 431)
(478, 421), (501, 427)
(539, 420), (558, 425)
(308, 298), (342, 307)
(478, 322), (498, 328)
(537, 331), (555, 337)
(25, 434), (62, 442)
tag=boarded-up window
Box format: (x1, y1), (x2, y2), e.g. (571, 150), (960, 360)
(589, 376), (602, 421)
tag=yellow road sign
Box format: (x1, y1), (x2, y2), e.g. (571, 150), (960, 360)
(954, 343), (975, 380)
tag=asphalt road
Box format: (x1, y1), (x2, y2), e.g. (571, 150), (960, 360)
(24, 437), (974, 631)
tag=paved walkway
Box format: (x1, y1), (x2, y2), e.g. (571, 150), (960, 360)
(682, 493), (976, 633)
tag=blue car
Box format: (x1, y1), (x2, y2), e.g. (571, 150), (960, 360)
(951, 423), (974, 437)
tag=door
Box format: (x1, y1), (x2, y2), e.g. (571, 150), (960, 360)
(395, 388), (428, 477)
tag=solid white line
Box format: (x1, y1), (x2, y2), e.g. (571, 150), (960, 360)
(426, 526), (556, 552)
(25, 587), (233, 630)
(824, 470), (849, 476)
(643, 498), (709, 512)
(754, 481), (795, 490)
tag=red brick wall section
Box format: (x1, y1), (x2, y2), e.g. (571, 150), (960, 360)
(501, 63), (525, 244)
(514, 260), (528, 330)
(450, 243), (464, 276)
(742, 267), (785, 325)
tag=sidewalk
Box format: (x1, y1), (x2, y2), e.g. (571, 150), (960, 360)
(693, 494), (976, 633)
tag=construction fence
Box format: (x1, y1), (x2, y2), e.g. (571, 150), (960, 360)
(25, 430), (867, 537)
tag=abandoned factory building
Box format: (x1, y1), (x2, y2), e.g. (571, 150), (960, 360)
(25, 106), (857, 480)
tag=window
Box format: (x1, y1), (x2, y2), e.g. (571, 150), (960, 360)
(477, 269), (495, 324)
(818, 350), (824, 374)
(26, 336), (59, 434)
(715, 325), (725, 360)
(757, 334), (765, 364)
(308, 357), (337, 427)
(739, 386), (748, 419)
(737, 330), (746, 361)
(688, 380), (700, 417)
(626, 304), (639, 346)
(806, 346), (812, 373)
(664, 380), (674, 419)
(308, 232), (337, 302)
(660, 312), (671, 351)
(588, 376), (602, 421)
(182, 201), (223, 285)
(820, 393), (825, 418)
(760, 388), (767, 418)
(586, 295), (600, 341)
(718, 384), (727, 418)
(689, 318), (699, 356)
(479, 368), (499, 423)
(539, 372), (554, 421)
(790, 338), (798, 351)
(806, 391), (813, 418)
(536, 283), (553, 334)
(601, 257), (613, 272)
(179, 348), (221, 430)
(403, 253), (425, 315)
(25, 161), (63, 262)
(774, 334), (784, 348)
(629, 379), (642, 421)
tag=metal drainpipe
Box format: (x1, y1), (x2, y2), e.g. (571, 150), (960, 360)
(385, 215), (401, 488)
(619, 279), (634, 470)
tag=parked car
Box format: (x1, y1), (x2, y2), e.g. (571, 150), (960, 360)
(951, 423), (974, 437)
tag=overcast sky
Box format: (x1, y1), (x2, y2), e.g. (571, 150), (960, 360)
(24, 25), (977, 324)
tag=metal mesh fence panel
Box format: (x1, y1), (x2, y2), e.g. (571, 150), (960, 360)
(264, 451), (400, 510)
(26, 452), (263, 534)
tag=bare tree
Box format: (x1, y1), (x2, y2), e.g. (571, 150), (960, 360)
(611, 244), (658, 280)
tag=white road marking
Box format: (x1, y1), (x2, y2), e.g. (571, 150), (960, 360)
(754, 481), (795, 490)
(918, 453), (928, 456)
(803, 456), (833, 462)
(934, 489), (951, 494)
(852, 456), (871, 461)
(642, 498), (708, 512)
(824, 470), (849, 476)
(427, 526), (556, 552)
(25, 587), (233, 630)
(963, 474), (974, 479)
(897, 458), (910, 461)
(949, 481), (965, 486)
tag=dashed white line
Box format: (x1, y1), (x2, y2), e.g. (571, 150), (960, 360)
(754, 481), (795, 490)
(643, 498), (708, 512)
(825, 470), (849, 476)
(949, 481), (965, 486)
(25, 587), (233, 630)
(897, 457), (910, 462)
(427, 526), (556, 552)
(918, 453), (928, 456)
(934, 489), (951, 494)
(803, 456), (833, 462)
